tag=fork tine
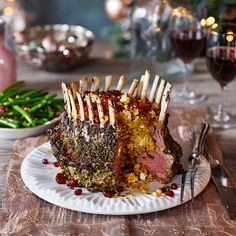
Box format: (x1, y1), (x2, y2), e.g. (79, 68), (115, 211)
(190, 167), (198, 203)
(180, 170), (187, 203)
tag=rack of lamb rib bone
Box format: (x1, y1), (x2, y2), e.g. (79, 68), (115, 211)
(49, 70), (183, 193)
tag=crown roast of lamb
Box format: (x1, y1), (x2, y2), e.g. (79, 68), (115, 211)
(49, 71), (183, 193)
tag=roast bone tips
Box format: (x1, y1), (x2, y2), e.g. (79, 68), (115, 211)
(61, 72), (172, 126)
(85, 94), (94, 123)
(136, 75), (144, 99)
(91, 75), (100, 92)
(96, 96), (105, 127)
(141, 70), (150, 99)
(128, 79), (139, 96)
(76, 91), (85, 122)
(116, 75), (127, 91)
(104, 75), (113, 92)
(149, 75), (160, 102)
(71, 81), (79, 99)
(155, 79), (166, 104)
(61, 82), (71, 117)
(108, 99), (116, 127)
(79, 77), (88, 95)
(67, 87), (77, 122)
(159, 82), (172, 123)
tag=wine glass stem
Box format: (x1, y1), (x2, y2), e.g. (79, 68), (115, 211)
(183, 63), (191, 94)
(216, 86), (227, 121)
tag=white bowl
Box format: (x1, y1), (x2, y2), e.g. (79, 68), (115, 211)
(0, 117), (60, 140)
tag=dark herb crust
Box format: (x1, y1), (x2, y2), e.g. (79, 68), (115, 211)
(49, 113), (121, 192)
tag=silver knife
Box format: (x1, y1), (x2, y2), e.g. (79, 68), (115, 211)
(211, 163), (236, 220)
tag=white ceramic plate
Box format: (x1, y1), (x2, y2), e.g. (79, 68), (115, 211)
(0, 117), (60, 139)
(21, 142), (211, 215)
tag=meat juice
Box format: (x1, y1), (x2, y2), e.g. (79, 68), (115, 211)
(206, 46), (236, 88)
(170, 30), (206, 63)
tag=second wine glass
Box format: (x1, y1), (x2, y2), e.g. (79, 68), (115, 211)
(169, 9), (206, 104)
(206, 23), (236, 129)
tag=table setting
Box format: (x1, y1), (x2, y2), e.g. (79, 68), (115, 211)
(1, 0), (236, 235)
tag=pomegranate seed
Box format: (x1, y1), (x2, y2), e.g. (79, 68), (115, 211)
(42, 158), (49, 164)
(117, 104), (124, 111)
(53, 162), (59, 167)
(74, 188), (82, 195)
(110, 90), (121, 96)
(102, 92), (112, 99)
(103, 191), (113, 198)
(132, 101), (141, 108)
(0, 107), (4, 113)
(165, 190), (174, 197)
(117, 186), (124, 193)
(140, 104), (152, 112)
(55, 173), (66, 184)
(67, 180), (77, 187)
(171, 183), (178, 190)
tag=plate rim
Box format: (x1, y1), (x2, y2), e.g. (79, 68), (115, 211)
(20, 141), (211, 215)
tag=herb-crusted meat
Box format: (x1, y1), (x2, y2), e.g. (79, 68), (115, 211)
(49, 71), (183, 193)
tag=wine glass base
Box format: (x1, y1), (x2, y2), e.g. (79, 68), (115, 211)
(173, 89), (206, 105)
(211, 112), (236, 129)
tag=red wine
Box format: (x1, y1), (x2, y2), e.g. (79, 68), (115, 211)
(206, 46), (236, 87)
(170, 30), (206, 63)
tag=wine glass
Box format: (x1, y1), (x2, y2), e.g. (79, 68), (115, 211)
(169, 9), (206, 104)
(206, 22), (236, 129)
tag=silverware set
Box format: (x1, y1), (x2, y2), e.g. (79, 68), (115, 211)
(179, 122), (236, 220)
(180, 123), (210, 203)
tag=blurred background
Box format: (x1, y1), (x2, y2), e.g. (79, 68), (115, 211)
(1, 0), (236, 57)
(0, 0), (236, 74)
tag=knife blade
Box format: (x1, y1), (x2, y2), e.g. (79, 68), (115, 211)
(180, 170), (187, 203)
(211, 164), (236, 220)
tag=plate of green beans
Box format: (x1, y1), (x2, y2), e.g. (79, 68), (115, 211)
(0, 81), (64, 139)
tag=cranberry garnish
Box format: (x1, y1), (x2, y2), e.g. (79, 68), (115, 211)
(53, 162), (59, 167)
(74, 188), (82, 195)
(55, 173), (66, 184)
(170, 183), (178, 190)
(42, 158), (49, 164)
(165, 190), (174, 197)
(103, 191), (113, 198)
(67, 179), (77, 187)
(117, 186), (124, 193)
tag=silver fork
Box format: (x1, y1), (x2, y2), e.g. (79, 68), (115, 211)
(180, 123), (209, 203)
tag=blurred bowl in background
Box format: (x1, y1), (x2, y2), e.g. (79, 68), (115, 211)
(14, 24), (95, 72)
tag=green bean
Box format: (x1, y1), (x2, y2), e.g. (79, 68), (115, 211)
(1, 96), (46, 106)
(33, 111), (49, 118)
(0, 81), (64, 128)
(12, 105), (35, 126)
(47, 106), (54, 119)
(21, 122), (32, 128)
(0, 89), (31, 102)
(0, 119), (19, 128)
(0, 80), (24, 97)
(28, 94), (57, 114)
